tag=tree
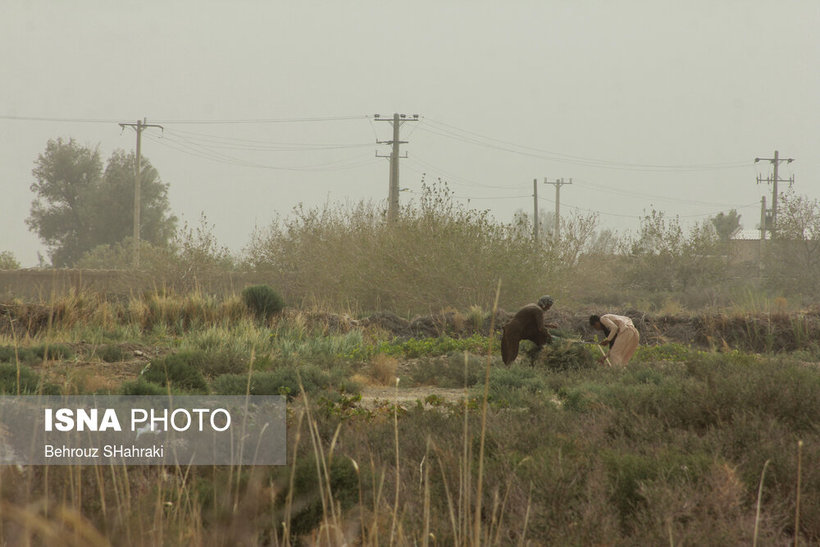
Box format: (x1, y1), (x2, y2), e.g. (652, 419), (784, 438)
(709, 209), (742, 242)
(766, 189), (820, 295)
(628, 209), (725, 293)
(0, 251), (20, 270)
(26, 138), (177, 266)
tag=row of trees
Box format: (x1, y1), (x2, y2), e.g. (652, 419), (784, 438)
(8, 137), (820, 308)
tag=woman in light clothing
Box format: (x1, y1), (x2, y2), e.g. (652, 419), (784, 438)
(589, 314), (640, 366)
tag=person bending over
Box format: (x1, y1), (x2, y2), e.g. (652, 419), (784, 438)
(589, 314), (640, 366)
(501, 295), (557, 365)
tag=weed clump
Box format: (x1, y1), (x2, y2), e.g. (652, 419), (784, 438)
(538, 341), (597, 371)
(97, 344), (126, 362)
(212, 363), (348, 399)
(0, 363), (60, 394)
(0, 344), (74, 365)
(120, 378), (169, 395)
(143, 352), (208, 392)
(481, 364), (550, 407)
(410, 351), (485, 387)
(241, 284), (284, 322)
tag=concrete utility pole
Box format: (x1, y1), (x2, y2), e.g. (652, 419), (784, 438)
(544, 178), (572, 241)
(375, 113), (418, 221)
(759, 195), (767, 277)
(755, 150), (794, 236)
(119, 118), (163, 268)
(532, 178), (539, 240)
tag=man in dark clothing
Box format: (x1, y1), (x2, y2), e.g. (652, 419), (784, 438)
(501, 295), (557, 365)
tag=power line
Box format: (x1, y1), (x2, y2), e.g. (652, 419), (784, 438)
(145, 133), (377, 172)
(150, 114), (368, 125)
(572, 177), (746, 208)
(0, 114), (119, 124)
(0, 113), (367, 125)
(163, 128), (372, 152)
(420, 117), (751, 172)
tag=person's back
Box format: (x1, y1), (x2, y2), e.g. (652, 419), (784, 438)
(501, 296), (554, 364)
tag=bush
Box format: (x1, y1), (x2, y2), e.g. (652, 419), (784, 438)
(0, 363), (60, 394)
(480, 364), (550, 407)
(212, 364), (345, 399)
(143, 352), (208, 392)
(241, 284), (284, 321)
(538, 341), (597, 371)
(97, 344), (126, 362)
(120, 378), (169, 395)
(410, 351), (485, 387)
(0, 344), (74, 365)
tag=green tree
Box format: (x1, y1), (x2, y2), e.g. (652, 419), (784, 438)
(628, 209), (725, 294)
(0, 251), (20, 270)
(766, 189), (820, 295)
(709, 209), (742, 242)
(26, 138), (177, 266)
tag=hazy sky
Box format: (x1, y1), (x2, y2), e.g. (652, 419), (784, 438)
(2, 1), (818, 267)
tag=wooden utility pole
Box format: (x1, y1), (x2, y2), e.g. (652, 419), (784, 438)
(375, 113), (418, 221)
(755, 150), (794, 236)
(544, 177), (572, 241)
(119, 118), (163, 268)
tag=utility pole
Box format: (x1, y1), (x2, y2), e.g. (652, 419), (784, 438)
(532, 178), (539, 241)
(375, 113), (418, 221)
(755, 150), (794, 236)
(544, 178), (572, 241)
(119, 118), (163, 268)
(759, 195), (767, 277)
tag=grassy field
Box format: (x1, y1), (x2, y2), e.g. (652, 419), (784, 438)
(1, 291), (819, 545)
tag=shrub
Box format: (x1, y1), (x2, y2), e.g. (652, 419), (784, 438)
(0, 344), (74, 365)
(120, 378), (169, 395)
(241, 284), (284, 322)
(481, 364), (550, 407)
(0, 363), (60, 394)
(212, 364), (348, 399)
(538, 341), (597, 371)
(143, 352), (208, 392)
(410, 351), (485, 388)
(97, 344), (126, 362)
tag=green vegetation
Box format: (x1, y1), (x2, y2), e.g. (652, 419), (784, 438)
(0, 362), (59, 394)
(241, 284), (285, 322)
(0, 251), (20, 270)
(1, 290), (820, 545)
(27, 138), (176, 266)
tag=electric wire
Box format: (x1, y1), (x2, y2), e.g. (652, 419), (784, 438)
(421, 117), (751, 172)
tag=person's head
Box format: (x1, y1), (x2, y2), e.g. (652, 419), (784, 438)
(537, 295), (554, 311)
(589, 315), (603, 330)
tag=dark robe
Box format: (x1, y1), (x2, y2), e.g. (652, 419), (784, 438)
(501, 304), (552, 365)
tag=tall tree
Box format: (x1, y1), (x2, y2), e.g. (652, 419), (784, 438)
(26, 138), (177, 267)
(709, 209), (742, 242)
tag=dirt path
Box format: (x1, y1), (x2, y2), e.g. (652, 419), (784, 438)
(358, 386), (470, 407)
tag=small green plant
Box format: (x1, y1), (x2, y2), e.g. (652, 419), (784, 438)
(143, 352), (208, 392)
(0, 344), (74, 365)
(538, 341), (597, 371)
(410, 351), (484, 387)
(120, 378), (169, 395)
(97, 344), (126, 363)
(241, 284), (284, 322)
(0, 363), (60, 394)
(212, 363), (349, 399)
